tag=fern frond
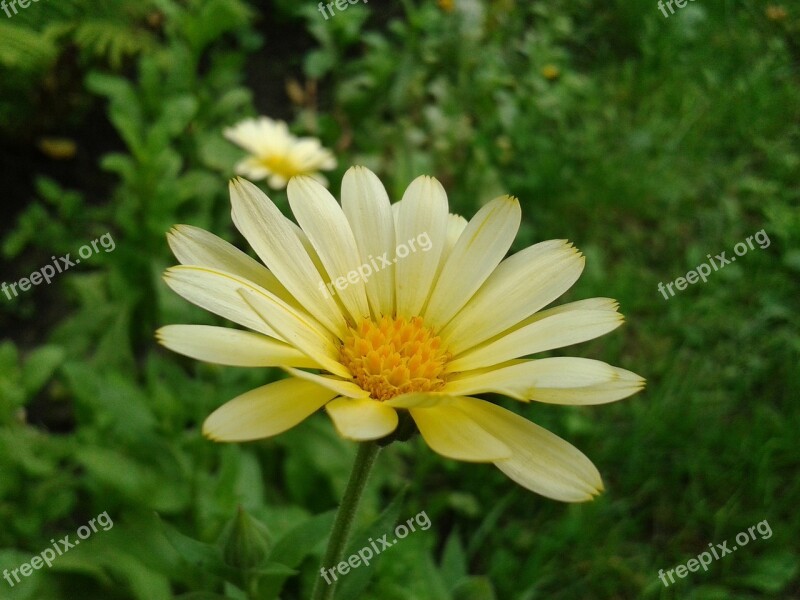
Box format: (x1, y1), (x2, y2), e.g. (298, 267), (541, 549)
(71, 20), (156, 68)
(0, 22), (57, 71)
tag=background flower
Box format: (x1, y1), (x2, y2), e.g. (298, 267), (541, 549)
(224, 116), (337, 189)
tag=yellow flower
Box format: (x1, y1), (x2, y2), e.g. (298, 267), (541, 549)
(765, 5), (787, 21)
(437, 0), (454, 12)
(223, 116), (336, 189)
(158, 167), (644, 502)
(37, 137), (77, 159)
(541, 64), (560, 80)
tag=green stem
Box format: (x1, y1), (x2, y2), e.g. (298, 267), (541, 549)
(311, 441), (380, 600)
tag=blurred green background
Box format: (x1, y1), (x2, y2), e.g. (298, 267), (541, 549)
(1, 0), (798, 598)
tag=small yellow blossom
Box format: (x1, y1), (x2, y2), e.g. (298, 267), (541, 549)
(765, 5), (787, 21)
(542, 64), (560, 80)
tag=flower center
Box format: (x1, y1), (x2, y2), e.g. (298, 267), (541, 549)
(259, 153), (300, 180)
(340, 316), (450, 400)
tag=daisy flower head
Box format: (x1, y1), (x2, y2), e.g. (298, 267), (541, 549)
(158, 167), (645, 502)
(223, 116), (336, 189)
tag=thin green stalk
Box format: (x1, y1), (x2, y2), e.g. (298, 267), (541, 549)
(311, 441), (380, 600)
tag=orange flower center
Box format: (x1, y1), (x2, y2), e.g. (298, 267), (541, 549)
(339, 316), (450, 400)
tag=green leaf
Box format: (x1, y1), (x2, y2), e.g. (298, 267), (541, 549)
(304, 49), (336, 79)
(239, 510), (334, 599)
(74, 446), (151, 498)
(101, 153), (137, 180)
(0, 550), (45, 598)
(72, 19), (154, 67)
(256, 563), (297, 577)
(452, 577), (497, 600)
(198, 132), (243, 172)
(158, 515), (234, 581)
(0, 341), (24, 417)
(210, 87), (252, 118)
(730, 552), (798, 594)
(160, 95), (199, 137)
(86, 71), (145, 156)
(105, 548), (173, 600)
(441, 530), (468, 587)
(180, 0), (254, 55)
(466, 491), (514, 560)
(269, 510), (336, 570)
(0, 22), (57, 71)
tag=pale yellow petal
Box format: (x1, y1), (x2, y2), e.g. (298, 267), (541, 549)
(237, 288), (350, 378)
(530, 366), (645, 405)
(341, 166), (396, 317)
(325, 397), (399, 440)
(523, 296), (620, 315)
(424, 196), (521, 329)
(384, 392), (451, 409)
(167, 225), (298, 308)
(454, 397), (603, 501)
(394, 176), (449, 317)
(229, 178), (346, 337)
(289, 138), (336, 170)
(287, 175), (371, 322)
(156, 325), (319, 368)
(448, 301), (624, 372)
(223, 118), (274, 154)
(443, 213), (468, 262)
(234, 159), (270, 181)
(391, 201), (402, 239)
(163, 265), (283, 339)
(267, 173), (289, 189)
(203, 378), (337, 441)
(445, 357), (615, 398)
(286, 218), (326, 276)
(440, 240), (584, 355)
(444, 357), (643, 404)
(283, 366), (369, 399)
(408, 399), (512, 462)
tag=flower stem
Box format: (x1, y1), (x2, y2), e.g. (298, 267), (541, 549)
(311, 441), (380, 600)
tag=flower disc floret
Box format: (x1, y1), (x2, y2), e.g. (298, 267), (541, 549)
(340, 316), (449, 400)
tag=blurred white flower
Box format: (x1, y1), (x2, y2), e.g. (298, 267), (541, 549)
(223, 116), (336, 189)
